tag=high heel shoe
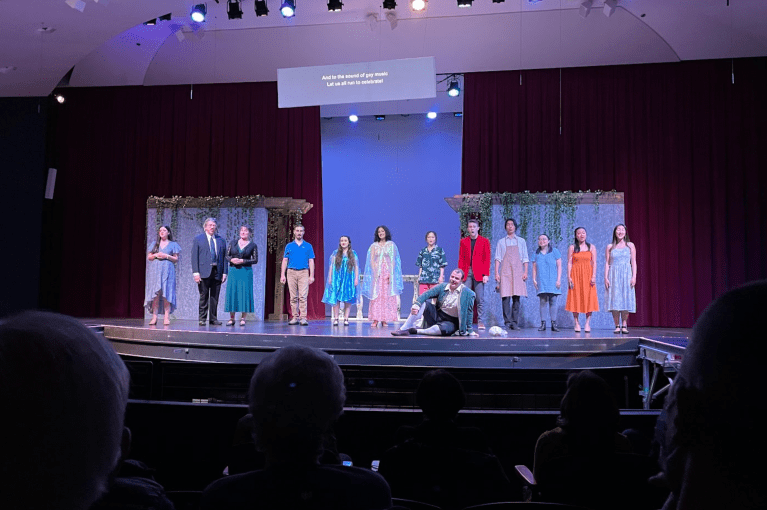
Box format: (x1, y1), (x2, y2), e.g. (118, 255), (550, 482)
(163, 317), (170, 326)
(148, 316), (158, 326)
(372, 321), (378, 327)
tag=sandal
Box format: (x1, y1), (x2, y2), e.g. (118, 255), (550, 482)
(343, 319), (349, 326)
(240, 319), (246, 326)
(372, 321), (378, 327)
(621, 326), (629, 334)
(584, 326), (591, 333)
(148, 317), (158, 326)
(226, 319), (235, 326)
(332, 319), (338, 326)
(381, 321), (388, 327)
(613, 326), (621, 334)
(163, 318), (170, 326)
(574, 324), (581, 333)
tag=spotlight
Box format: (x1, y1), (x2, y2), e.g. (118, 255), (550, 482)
(280, 0), (295, 17)
(375, 115), (385, 121)
(603, 0), (617, 17)
(453, 112), (463, 117)
(447, 80), (460, 97)
(55, 94), (65, 104)
(383, 0), (396, 9)
(255, 0), (269, 16)
(227, 0), (243, 19)
(327, 0), (343, 11)
(411, 0), (426, 12)
(427, 111), (437, 119)
(190, 4), (207, 22)
(579, 1), (592, 18)
(457, 0), (472, 7)
(349, 115), (359, 122)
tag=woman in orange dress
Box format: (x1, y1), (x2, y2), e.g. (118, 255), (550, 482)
(565, 227), (599, 332)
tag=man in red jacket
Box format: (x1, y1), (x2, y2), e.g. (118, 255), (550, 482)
(458, 219), (491, 330)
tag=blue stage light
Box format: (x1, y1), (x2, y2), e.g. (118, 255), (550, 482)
(190, 4), (207, 22)
(281, 0), (296, 17)
(427, 111), (437, 119)
(349, 114), (359, 122)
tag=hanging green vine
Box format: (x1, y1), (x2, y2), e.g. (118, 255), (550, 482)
(517, 191), (538, 240)
(478, 192), (494, 238)
(501, 192), (516, 222)
(545, 191), (581, 244)
(457, 194), (481, 237)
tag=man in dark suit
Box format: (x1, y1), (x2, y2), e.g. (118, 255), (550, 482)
(192, 217), (228, 326)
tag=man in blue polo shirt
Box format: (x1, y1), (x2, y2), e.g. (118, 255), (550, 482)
(280, 224), (315, 325)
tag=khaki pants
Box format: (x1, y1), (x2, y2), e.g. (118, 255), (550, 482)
(287, 269), (310, 319)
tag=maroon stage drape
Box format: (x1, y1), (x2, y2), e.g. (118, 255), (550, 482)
(47, 82), (324, 319)
(462, 58), (767, 327)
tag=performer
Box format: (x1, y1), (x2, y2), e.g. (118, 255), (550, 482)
(361, 225), (403, 327)
(144, 225), (180, 326)
(604, 224), (637, 334)
(224, 225), (258, 327)
(392, 269), (476, 337)
(494, 218), (529, 330)
(458, 218), (491, 330)
(192, 218), (228, 326)
(322, 235), (360, 326)
(415, 231), (447, 295)
(565, 227), (599, 332)
(532, 234), (562, 332)
(280, 224), (315, 326)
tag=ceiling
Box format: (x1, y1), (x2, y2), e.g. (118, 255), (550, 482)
(2, 0), (766, 114)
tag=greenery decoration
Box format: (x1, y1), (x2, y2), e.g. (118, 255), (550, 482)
(478, 192), (494, 237)
(545, 191), (581, 244)
(517, 191), (538, 240)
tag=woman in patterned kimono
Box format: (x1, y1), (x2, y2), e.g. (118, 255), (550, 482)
(361, 225), (403, 327)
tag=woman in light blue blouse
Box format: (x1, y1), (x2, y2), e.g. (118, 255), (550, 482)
(532, 234), (562, 332)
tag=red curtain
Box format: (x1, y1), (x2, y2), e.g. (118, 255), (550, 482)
(47, 82), (324, 319)
(462, 58), (767, 327)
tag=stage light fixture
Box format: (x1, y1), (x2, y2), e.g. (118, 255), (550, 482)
(383, 0), (396, 9)
(427, 111), (437, 119)
(55, 94), (66, 104)
(492, 0), (505, 3)
(255, 0), (269, 16)
(603, 0), (617, 17)
(454, 112), (463, 117)
(457, 0), (472, 8)
(327, 0), (343, 11)
(447, 80), (460, 97)
(158, 13), (172, 22)
(349, 115), (359, 122)
(227, 0), (243, 19)
(190, 4), (207, 22)
(579, 0), (592, 18)
(280, 0), (295, 17)
(411, 0), (426, 12)
(375, 115), (385, 121)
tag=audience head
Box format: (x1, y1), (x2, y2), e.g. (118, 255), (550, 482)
(659, 281), (767, 509)
(248, 345), (345, 465)
(416, 369), (466, 421)
(0, 311), (130, 510)
(556, 370), (620, 452)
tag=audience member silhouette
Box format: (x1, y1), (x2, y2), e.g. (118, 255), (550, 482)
(533, 370), (632, 478)
(392, 369), (490, 453)
(654, 280), (767, 510)
(91, 427), (175, 510)
(379, 369), (512, 510)
(0, 311), (130, 510)
(200, 345), (391, 510)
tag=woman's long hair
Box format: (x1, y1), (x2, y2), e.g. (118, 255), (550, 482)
(334, 236), (356, 272)
(609, 224), (631, 253)
(572, 227), (591, 253)
(150, 225), (173, 254)
(556, 370), (620, 454)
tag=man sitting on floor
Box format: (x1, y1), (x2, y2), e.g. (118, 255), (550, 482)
(392, 268), (477, 337)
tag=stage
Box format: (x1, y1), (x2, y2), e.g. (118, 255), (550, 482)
(88, 319), (688, 410)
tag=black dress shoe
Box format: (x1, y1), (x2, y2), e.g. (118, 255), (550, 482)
(511, 324), (521, 331)
(199, 321), (207, 326)
(391, 329), (410, 336)
(209, 320), (223, 325)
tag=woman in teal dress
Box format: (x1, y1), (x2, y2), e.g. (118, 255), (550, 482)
(532, 234), (562, 332)
(322, 235), (359, 326)
(145, 225), (181, 325)
(225, 225), (258, 326)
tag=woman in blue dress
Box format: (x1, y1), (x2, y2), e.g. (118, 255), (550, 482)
(225, 225), (258, 326)
(532, 234), (562, 332)
(322, 235), (359, 326)
(145, 225), (181, 325)
(604, 224), (637, 334)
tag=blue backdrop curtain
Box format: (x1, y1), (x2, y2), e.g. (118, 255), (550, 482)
(461, 58), (767, 327)
(44, 82), (324, 319)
